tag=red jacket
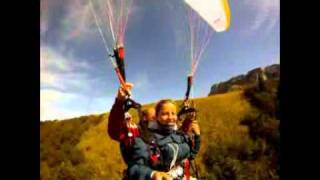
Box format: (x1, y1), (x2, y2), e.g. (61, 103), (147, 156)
(108, 98), (140, 145)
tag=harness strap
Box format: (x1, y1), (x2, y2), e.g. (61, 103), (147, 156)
(184, 159), (190, 180)
(168, 143), (179, 170)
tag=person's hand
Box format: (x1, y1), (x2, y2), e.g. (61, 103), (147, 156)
(183, 100), (190, 107)
(152, 171), (173, 180)
(117, 82), (133, 101)
(189, 118), (200, 135)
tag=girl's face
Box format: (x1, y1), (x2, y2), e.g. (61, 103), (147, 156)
(157, 102), (177, 126)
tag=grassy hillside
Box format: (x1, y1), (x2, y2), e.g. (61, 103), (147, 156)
(40, 79), (279, 180)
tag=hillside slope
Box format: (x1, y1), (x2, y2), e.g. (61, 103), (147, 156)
(40, 66), (279, 180)
(40, 90), (258, 180)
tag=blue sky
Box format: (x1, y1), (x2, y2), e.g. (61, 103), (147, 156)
(40, 0), (280, 121)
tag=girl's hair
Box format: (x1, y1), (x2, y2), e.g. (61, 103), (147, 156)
(155, 99), (176, 116)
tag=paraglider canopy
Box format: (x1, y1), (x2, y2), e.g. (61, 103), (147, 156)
(185, 0), (231, 32)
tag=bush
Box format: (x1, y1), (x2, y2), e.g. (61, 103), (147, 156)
(203, 143), (244, 180)
(56, 161), (77, 180)
(40, 162), (51, 180)
(70, 148), (85, 166)
(202, 79), (279, 180)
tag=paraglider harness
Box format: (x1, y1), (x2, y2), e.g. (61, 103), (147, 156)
(144, 74), (199, 180)
(139, 76), (202, 180)
(120, 98), (142, 149)
(147, 134), (192, 180)
(177, 100), (201, 180)
(110, 45), (145, 180)
(142, 99), (200, 180)
(120, 99), (141, 180)
(134, 109), (195, 180)
(175, 75), (201, 180)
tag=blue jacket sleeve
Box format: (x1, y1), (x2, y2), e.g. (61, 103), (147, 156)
(127, 163), (153, 180)
(127, 138), (153, 180)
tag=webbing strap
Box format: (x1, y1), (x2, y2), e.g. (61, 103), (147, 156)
(184, 159), (190, 180)
(168, 143), (179, 170)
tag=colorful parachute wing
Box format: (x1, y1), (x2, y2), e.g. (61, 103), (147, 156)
(184, 0), (231, 32)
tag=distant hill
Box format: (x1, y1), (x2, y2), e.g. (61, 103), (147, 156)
(40, 64), (279, 180)
(209, 64), (280, 95)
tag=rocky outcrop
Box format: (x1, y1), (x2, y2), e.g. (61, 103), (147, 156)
(209, 64), (280, 95)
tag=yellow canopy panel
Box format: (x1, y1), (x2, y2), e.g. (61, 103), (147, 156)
(185, 0), (231, 32)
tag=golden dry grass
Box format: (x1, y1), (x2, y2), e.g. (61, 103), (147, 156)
(40, 90), (257, 179)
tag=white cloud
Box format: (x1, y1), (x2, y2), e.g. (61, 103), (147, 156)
(244, 0), (280, 33)
(60, 0), (96, 42)
(40, 89), (78, 121)
(273, 54), (280, 64)
(40, 45), (92, 91)
(40, 45), (115, 121)
(40, 89), (114, 121)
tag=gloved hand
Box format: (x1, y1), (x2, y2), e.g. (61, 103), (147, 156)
(117, 82), (133, 101)
(152, 171), (173, 180)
